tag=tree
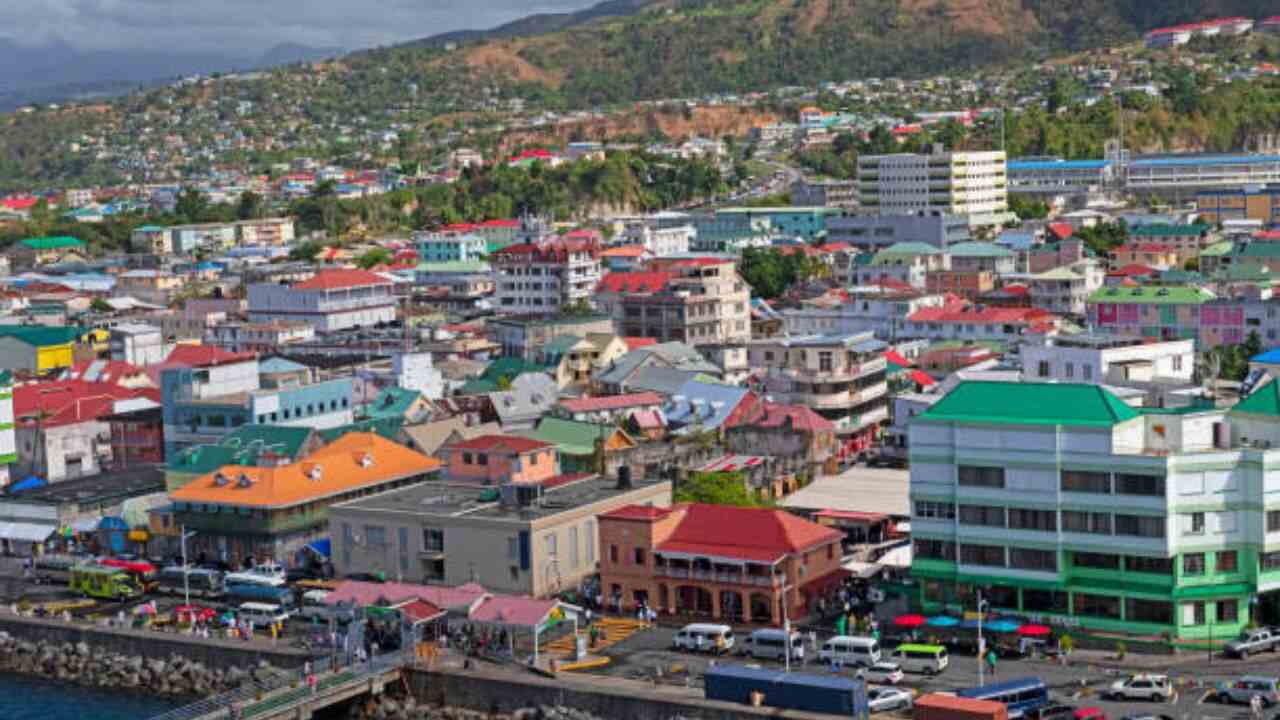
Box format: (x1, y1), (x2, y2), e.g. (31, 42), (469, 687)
(236, 191), (265, 220)
(288, 240), (324, 262)
(89, 297), (113, 313)
(174, 187), (210, 223)
(356, 247), (393, 269)
(675, 471), (769, 507)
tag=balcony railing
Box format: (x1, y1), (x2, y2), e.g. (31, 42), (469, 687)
(655, 566), (780, 587)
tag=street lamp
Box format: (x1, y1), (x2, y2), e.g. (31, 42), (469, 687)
(976, 590), (990, 687)
(179, 525), (197, 607)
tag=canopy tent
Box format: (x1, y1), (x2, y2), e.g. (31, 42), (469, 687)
(68, 516), (101, 533)
(304, 539), (332, 558)
(0, 522), (57, 543)
(8, 476), (46, 493)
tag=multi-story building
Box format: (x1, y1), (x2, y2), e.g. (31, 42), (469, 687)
(596, 259), (751, 346)
(116, 270), (185, 306)
(858, 149), (1013, 231)
(714, 207), (835, 242)
(169, 432), (440, 567)
(248, 269), (397, 332)
(109, 323), (169, 366)
(1006, 158), (1111, 196)
(946, 242), (1016, 275)
(1129, 224), (1215, 255)
(904, 302), (1060, 343)
(13, 379), (158, 482)
(616, 223), (694, 258)
(1087, 285), (1219, 345)
(234, 218), (295, 247)
(413, 231), (487, 263)
(330, 473), (670, 595)
(1028, 260), (1106, 316)
(204, 320), (316, 354)
(490, 236), (602, 314)
(790, 179), (859, 209)
(749, 332), (889, 458)
(781, 287), (947, 341)
(908, 379), (1280, 639)
(5, 236), (86, 270)
(486, 314), (616, 361)
(855, 242), (949, 289)
(0, 371), (14, 488)
(598, 502), (845, 622)
(1020, 336), (1196, 385)
(436, 435), (560, 486)
(825, 213), (972, 252)
(131, 225), (172, 254)
(1010, 154), (1280, 200)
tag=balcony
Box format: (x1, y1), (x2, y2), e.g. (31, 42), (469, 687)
(655, 563), (781, 588)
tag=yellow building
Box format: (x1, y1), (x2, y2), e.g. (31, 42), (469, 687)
(1198, 187), (1280, 225)
(0, 326), (84, 372)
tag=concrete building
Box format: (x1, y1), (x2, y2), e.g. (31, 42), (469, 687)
(617, 224), (694, 258)
(204, 320), (316, 354)
(908, 379), (1280, 639)
(858, 149), (1013, 231)
(330, 473), (670, 595)
(0, 371), (13, 488)
(248, 268), (397, 333)
(791, 179), (858, 209)
(781, 287), (947, 341)
(1028, 260), (1106, 316)
(131, 225), (172, 254)
(109, 323), (168, 366)
(486, 315), (616, 362)
(1197, 185), (1280, 224)
(437, 434), (560, 486)
(490, 236), (602, 314)
(856, 242), (948, 289)
(946, 241), (1016, 276)
(13, 380), (157, 482)
(115, 270), (184, 306)
(826, 213), (971, 252)
(596, 259), (751, 347)
(714, 207), (835, 242)
(1021, 336), (1196, 385)
(413, 231), (487, 263)
(0, 467), (165, 556)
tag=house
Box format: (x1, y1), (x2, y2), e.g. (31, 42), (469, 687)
(247, 269), (397, 333)
(329, 472), (670, 595)
(518, 417), (638, 475)
(204, 320), (316, 354)
(109, 323), (169, 366)
(490, 235), (602, 313)
(164, 424), (325, 492)
(553, 392), (664, 424)
(13, 380), (159, 482)
(597, 503), (845, 622)
(486, 314), (616, 362)
(169, 432), (442, 567)
(1021, 336), (1195, 385)
(102, 405), (165, 469)
(904, 302), (1060, 343)
(400, 417), (502, 457)
(436, 434), (560, 486)
(413, 231), (487, 263)
(946, 242), (1016, 276)
(594, 342), (722, 395)
(857, 243), (948, 289)
(364, 386), (431, 424)
(537, 333), (629, 389)
(596, 259), (751, 347)
(1027, 260), (1105, 316)
(725, 401), (837, 480)
(1087, 285), (1217, 345)
(1109, 243), (1185, 271)
(0, 326), (85, 372)
(486, 375), (559, 430)
(6, 237), (86, 270)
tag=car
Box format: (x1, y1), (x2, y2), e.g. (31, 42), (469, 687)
(1220, 676), (1280, 706)
(1026, 705), (1076, 720)
(1073, 709), (1105, 720)
(1107, 674), (1173, 702)
(1119, 715), (1174, 720)
(859, 662), (905, 685)
(867, 687), (913, 713)
(173, 604), (217, 623)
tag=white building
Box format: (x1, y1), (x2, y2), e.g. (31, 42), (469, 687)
(489, 236), (602, 314)
(1020, 337), (1196, 386)
(619, 224), (694, 257)
(858, 148), (1014, 231)
(247, 268), (397, 332)
(0, 371), (13, 488)
(1027, 260), (1105, 316)
(781, 288), (947, 341)
(109, 323), (169, 366)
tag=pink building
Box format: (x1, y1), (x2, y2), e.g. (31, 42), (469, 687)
(436, 434), (559, 485)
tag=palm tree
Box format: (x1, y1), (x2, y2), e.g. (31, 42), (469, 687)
(1197, 349), (1222, 397)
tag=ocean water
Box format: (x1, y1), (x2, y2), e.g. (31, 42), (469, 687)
(0, 672), (182, 720)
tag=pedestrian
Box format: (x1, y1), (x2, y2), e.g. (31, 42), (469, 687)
(986, 648), (998, 678)
(307, 673), (318, 696)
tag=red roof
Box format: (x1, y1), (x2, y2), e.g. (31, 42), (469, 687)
(62, 359), (148, 385)
(602, 505), (674, 521)
(469, 595), (560, 628)
(911, 369), (937, 387)
(325, 580), (487, 611)
(558, 392), (663, 414)
(909, 303), (1055, 325)
(446, 434), (554, 454)
(293, 269), (392, 291)
(597, 271), (674, 294)
(13, 380), (158, 428)
(623, 337), (658, 351)
(163, 344), (255, 368)
(1046, 222), (1074, 241)
(600, 245), (646, 258)
(2, 196), (39, 211)
(730, 401), (835, 433)
(394, 598), (446, 623)
(1255, 231), (1280, 240)
(478, 219), (520, 228)
(509, 149), (558, 163)
(654, 503), (843, 562)
(1108, 263), (1158, 277)
(883, 350), (914, 368)
(491, 238), (598, 262)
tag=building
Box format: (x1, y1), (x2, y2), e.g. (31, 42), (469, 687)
(790, 179), (858, 209)
(857, 242), (949, 289)
(490, 236), (602, 314)
(904, 301), (1060, 343)
(0, 326), (83, 372)
(597, 502), (845, 622)
(725, 401), (837, 481)
(1028, 261), (1106, 316)
(234, 218), (295, 247)
(1006, 158), (1111, 196)
(907, 379), (1280, 639)
(749, 332), (889, 459)
(109, 323), (168, 366)
(858, 149), (1013, 231)
(248, 269), (398, 332)
(204, 320), (316, 354)
(330, 473), (670, 594)
(485, 315), (616, 361)
(437, 434), (560, 486)
(537, 333), (629, 389)
(946, 242), (1016, 276)
(1010, 153), (1280, 200)
(116, 270), (185, 306)
(131, 225), (172, 254)
(596, 259), (751, 347)
(6, 236), (86, 270)
(102, 405), (164, 470)
(13, 380), (158, 482)
(825, 213), (972, 252)
(553, 392), (664, 424)
(781, 286), (947, 341)
(0, 467), (165, 556)
(169, 432), (441, 567)
(1197, 187), (1280, 226)
(714, 207), (834, 242)
(1087, 286), (1218, 345)
(1021, 336), (1195, 385)
(414, 231), (487, 264)
(0, 371), (14, 487)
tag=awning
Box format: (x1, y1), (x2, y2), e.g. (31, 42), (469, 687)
(304, 538), (332, 558)
(8, 475), (46, 493)
(1174, 582), (1252, 600)
(0, 522), (56, 543)
(69, 517), (101, 533)
(99, 516), (128, 531)
(842, 560), (884, 579)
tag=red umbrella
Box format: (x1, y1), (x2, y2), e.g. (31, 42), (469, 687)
(894, 614), (927, 628)
(1017, 624), (1052, 637)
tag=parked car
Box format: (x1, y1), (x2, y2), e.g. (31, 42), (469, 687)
(1220, 676), (1280, 706)
(1119, 715), (1174, 720)
(173, 605), (216, 624)
(867, 687), (913, 713)
(1026, 705), (1076, 720)
(1107, 674), (1173, 702)
(1225, 629), (1280, 659)
(1073, 708), (1106, 720)
(859, 662), (905, 685)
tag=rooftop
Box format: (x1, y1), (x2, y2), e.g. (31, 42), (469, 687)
(3, 467), (165, 507)
(1089, 286), (1216, 305)
(919, 381), (1139, 428)
(293, 269), (392, 291)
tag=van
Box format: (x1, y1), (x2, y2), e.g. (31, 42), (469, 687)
(238, 602), (292, 626)
(298, 590), (332, 621)
(745, 628), (805, 662)
(890, 643), (949, 675)
(819, 635), (881, 667)
(672, 624), (735, 654)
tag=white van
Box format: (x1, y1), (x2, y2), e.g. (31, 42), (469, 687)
(672, 623), (735, 654)
(745, 628), (805, 662)
(298, 590), (331, 621)
(238, 602), (292, 626)
(819, 635), (881, 667)
(889, 644), (949, 675)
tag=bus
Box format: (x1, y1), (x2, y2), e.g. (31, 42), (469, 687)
(33, 556), (78, 585)
(98, 558), (159, 592)
(225, 583), (295, 610)
(889, 643), (949, 675)
(957, 677), (1050, 719)
(70, 565), (142, 601)
(157, 566), (225, 599)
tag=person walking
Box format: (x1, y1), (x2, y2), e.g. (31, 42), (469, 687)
(985, 648), (998, 678)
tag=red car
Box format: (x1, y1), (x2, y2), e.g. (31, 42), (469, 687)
(1073, 708), (1106, 720)
(174, 605), (216, 623)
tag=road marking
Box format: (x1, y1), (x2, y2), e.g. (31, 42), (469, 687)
(1198, 690), (1215, 704)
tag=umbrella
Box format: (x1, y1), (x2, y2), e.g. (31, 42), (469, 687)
(1017, 624), (1052, 638)
(894, 614), (927, 628)
(927, 615), (959, 627)
(985, 619), (1021, 633)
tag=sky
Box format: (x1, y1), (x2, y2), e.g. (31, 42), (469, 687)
(0, 0), (601, 55)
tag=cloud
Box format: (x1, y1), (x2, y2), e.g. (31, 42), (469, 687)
(0, 0), (599, 55)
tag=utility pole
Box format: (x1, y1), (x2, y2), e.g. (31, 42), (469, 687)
(977, 590), (988, 687)
(180, 526), (197, 608)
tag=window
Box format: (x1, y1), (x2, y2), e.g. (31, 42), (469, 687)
(959, 544), (1005, 567)
(1008, 508), (1057, 532)
(1073, 552), (1120, 570)
(1009, 548), (1057, 571)
(398, 527), (409, 575)
(1218, 550), (1238, 573)
(1037, 361), (1050, 377)
(1183, 553), (1205, 575)
(913, 539), (955, 561)
(507, 537), (519, 560)
(1061, 470), (1110, 494)
(1116, 474), (1165, 496)
(1065, 362), (1074, 378)
(1126, 598), (1173, 624)
(633, 548), (646, 565)
(422, 528), (444, 552)
(1263, 551), (1280, 571)
(462, 452), (473, 465)
(914, 501), (955, 520)
(1082, 364), (1093, 380)
(959, 505), (1005, 527)
(819, 351), (833, 372)
(478, 454), (488, 466)
(609, 545), (618, 564)
(529, 453), (538, 466)
(1074, 593), (1121, 619)
(568, 526), (579, 569)
(1125, 556), (1173, 574)
(545, 532), (558, 558)
(1115, 514), (1165, 538)
(1190, 601), (1206, 625)
(1062, 511), (1111, 534)
(365, 525), (387, 547)
(585, 520), (596, 564)
(1173, 355), (1184, 372)
(1189, 512), (1205, 534)
(1023, 589), (1068, 614)
(958, 465), (1005, 488)
(1267, 510), (1280, 532)
(1218, 599), (1239, 623)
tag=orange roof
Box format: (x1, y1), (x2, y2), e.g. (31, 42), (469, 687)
(600, 245), (646, 258)
(294, 269), (392, 291)
(171, 432), (442, 509)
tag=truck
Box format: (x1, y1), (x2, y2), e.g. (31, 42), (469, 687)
(1224, 628), (1280, 658)
(914, 694), (1009, 720)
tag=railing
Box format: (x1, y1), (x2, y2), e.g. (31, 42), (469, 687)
(656, 567), (780, 587)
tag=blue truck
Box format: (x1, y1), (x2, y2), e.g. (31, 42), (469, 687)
(705, 664), (868, 717)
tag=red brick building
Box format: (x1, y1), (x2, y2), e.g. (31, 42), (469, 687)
(598, 503), (845, 625)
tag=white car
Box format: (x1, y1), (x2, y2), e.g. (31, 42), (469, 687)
(1108, 674), (1173, 702)
(867, 687), (913, 713)
(860, 662), (905, 685)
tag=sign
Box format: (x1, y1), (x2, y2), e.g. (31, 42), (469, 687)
(127, 529), (150, 542)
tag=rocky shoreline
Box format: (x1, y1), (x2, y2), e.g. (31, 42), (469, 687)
(0, 631), (284, 697)
(348, 696), (694, 720)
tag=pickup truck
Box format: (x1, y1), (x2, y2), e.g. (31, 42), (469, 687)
(1224, 628), (1280, 658)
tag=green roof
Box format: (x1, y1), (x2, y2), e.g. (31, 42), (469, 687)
(1231, 381), (1280, 417)
(415, 260), (491, 273)
(877, 242), (942, 256)
(1240, 243), (1280, 259)
(918, 381), (1140, 428)
(1129, 224), (1210, 238)
(317, 417), (405, 444)
(542, 334), (585, 358)
(947, 241), (1014, 258)
(19, 236), (84, 250)
(1088, 285), (1214, 305)
(168, 425), (318, 475)
(1199, 241), (1233, 257)
(365, 387), (422, 421)
(0, 325), (84, 348)
(518, 418), (617, 457)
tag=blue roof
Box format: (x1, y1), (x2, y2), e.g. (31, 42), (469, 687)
(1131, 154), (1280, 167)
(1252, 348), (1280, 364)
(1008, 159), (1109, 171)
(663, 379), (750, 433)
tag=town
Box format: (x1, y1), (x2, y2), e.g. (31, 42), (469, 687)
(1, 7), (1280, 720)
